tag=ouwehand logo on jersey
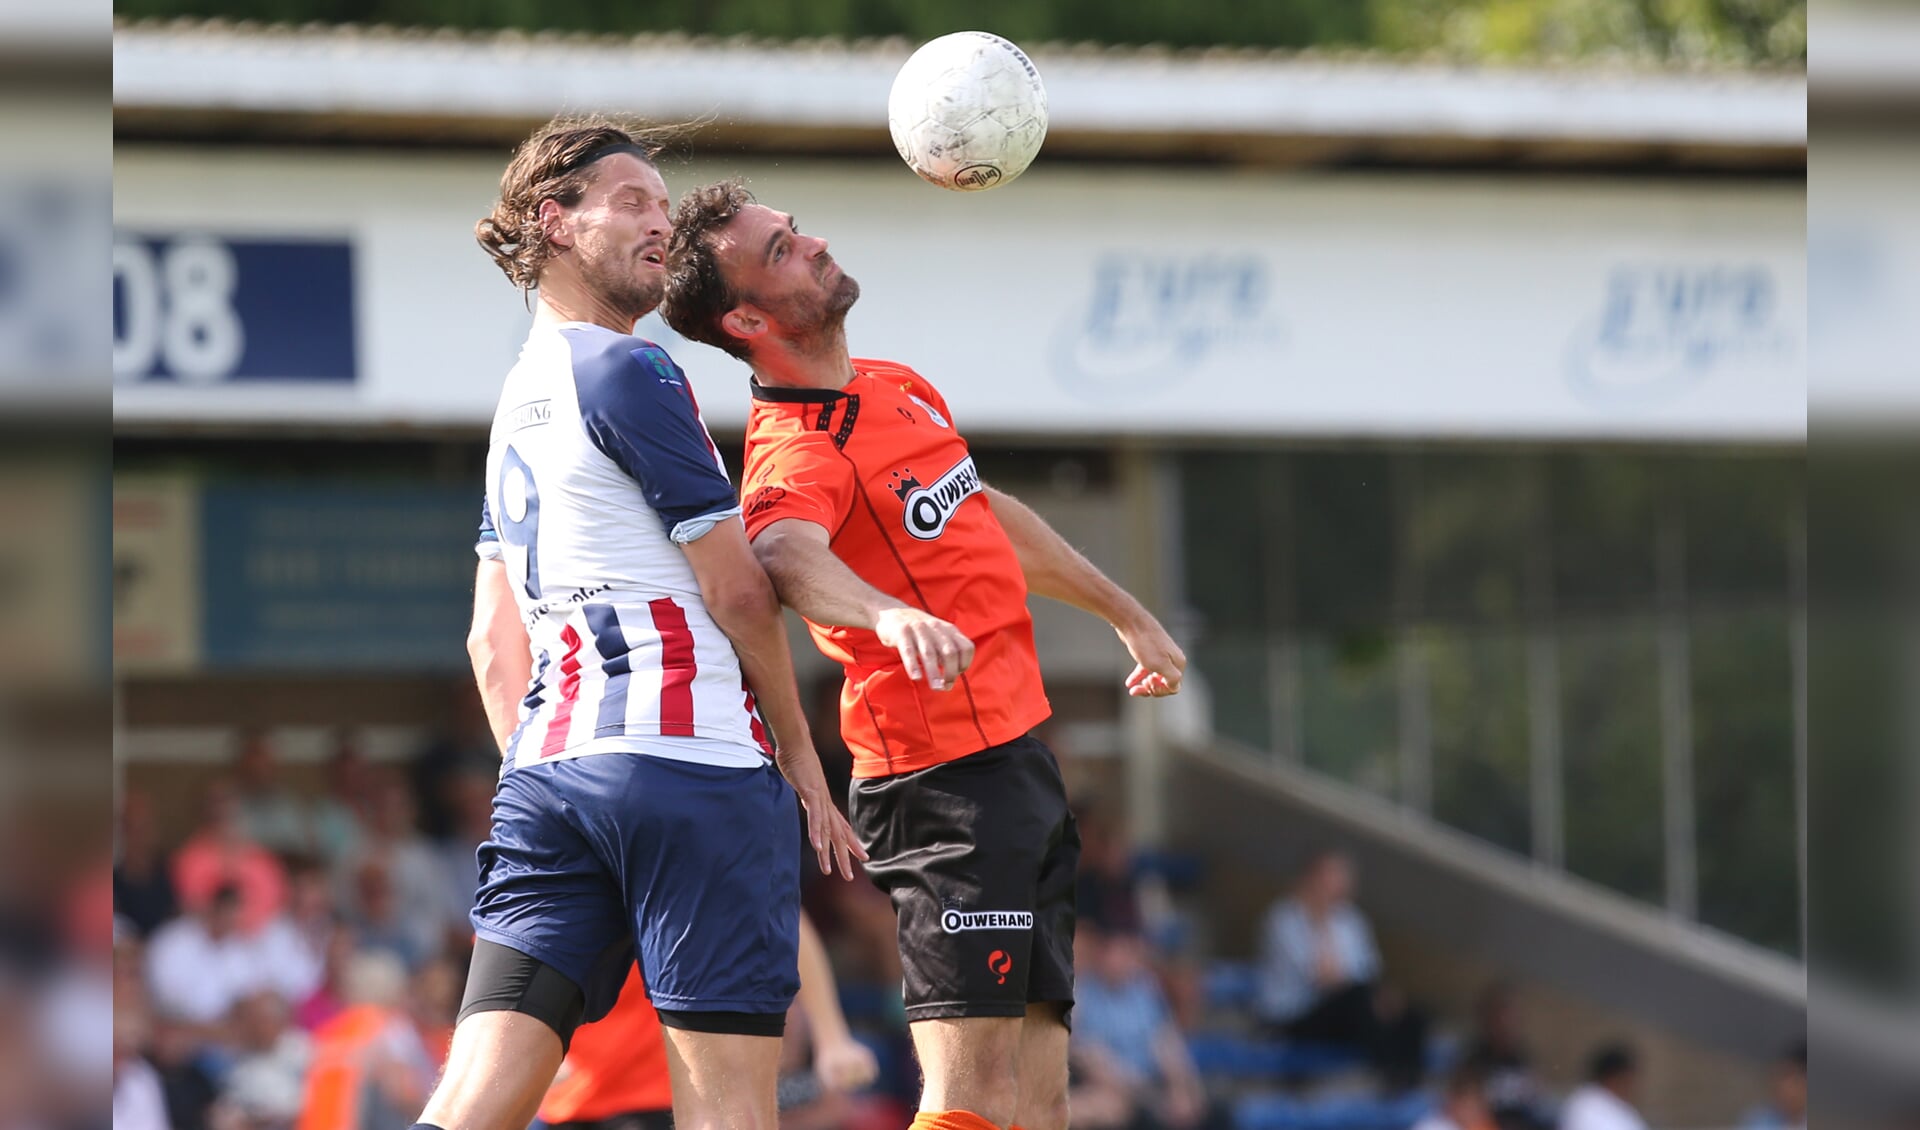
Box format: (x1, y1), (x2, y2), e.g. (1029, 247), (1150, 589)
(890, 455), (982, 541)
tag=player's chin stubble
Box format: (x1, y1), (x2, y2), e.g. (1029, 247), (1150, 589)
(586, 252), (666, 324)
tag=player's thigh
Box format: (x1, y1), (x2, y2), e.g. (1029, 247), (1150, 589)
(909, 1014), (1025, 1123)
(1026, 746), (1080, 1012)
(422, 1009), (565, 1130)
(661, 1028), (783, 1130)
(470, 763), (636, 1026)
(1014, 1002), (1072, 1130)
(850, 743), (1059, 1023)
(610, 756), (802, 1016)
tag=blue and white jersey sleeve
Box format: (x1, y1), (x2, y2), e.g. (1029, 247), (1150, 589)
(574, 341), (741, 544)
(476, 497), (503, 561)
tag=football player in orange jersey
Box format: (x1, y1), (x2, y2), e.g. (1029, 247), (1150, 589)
(662, 181), (1185, 1130)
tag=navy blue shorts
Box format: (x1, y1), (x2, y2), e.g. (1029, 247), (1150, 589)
(470, 754), (801, 1023)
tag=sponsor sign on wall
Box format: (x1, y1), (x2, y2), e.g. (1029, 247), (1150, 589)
(112, 150), (1804, 440)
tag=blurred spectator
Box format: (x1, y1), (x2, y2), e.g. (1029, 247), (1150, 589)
(407, 957), (462, 1070)
(172, 780), (288, 936)
(154, 1025), (222, 1130)
(1071, 922), (1220, 1130)
(114, 791), (178, 939)
(253, 860), (335, 1018)
(335, 775), (445, 962)
(1559, 1044), (1646, 1130)
(777, 913), (893, 1130)
(1740, 1042), (1807, 1130)
(342, 860), (428, 972)
(1414, 1065), (1499, 1130)
(309, 735), (371, 867)
(293, 932), (359, 1034)
(432, 767), (495, 931)
(1077, 805), (1143, 935)
(216, 991), (312, 1130)
(146, 885), (279, 1028)
(114, 986), (170, 1130)
(1255, 850), (1428, 1091)
(1465, 982), (1553, 1130)
(294, 953), (435, 1130)
(43, 876), (116, 1130)
(233, 731), (312, 857)
(409, 688), (499, 841)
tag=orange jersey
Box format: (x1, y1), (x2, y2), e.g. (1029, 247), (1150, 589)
(539, 965), (672, 1122)
(742, 359), (1051, 778)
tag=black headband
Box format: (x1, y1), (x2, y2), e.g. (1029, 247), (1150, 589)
(561, 141), (656, 177)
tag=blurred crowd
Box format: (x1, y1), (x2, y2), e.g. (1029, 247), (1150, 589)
(110, 710), (1807, 1130)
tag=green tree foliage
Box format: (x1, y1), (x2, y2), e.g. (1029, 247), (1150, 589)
(117, 0), (1805, 66)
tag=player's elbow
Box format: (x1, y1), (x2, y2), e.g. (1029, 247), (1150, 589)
(749, 525), (794, 571)
(706, 568), (782, 629)
(466, 626), (505, 679)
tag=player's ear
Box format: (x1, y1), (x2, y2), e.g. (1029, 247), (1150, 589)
(720, 304), (766, 347)
(537, 198), (573, 250)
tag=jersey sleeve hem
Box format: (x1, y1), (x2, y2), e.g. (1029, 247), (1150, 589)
(669, 505), (745, 545)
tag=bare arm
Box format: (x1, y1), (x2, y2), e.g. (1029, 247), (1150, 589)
(680, 519), (863, 878)
(468, 559), (533, 754)
(984, 485), (1187, 697)
(752, 517), (976, 691)
(795, 912), (878, 1093)
(1152, 1026), (1208, 1114)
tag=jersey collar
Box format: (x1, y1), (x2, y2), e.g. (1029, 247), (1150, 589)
(750, 379), (851, 403)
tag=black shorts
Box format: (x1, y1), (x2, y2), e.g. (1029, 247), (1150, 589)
(849, 732), (1079, 1024)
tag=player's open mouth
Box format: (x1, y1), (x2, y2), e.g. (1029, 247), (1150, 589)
(639, 247), (665, 268)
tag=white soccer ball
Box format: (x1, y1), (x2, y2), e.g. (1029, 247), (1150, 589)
(887, 32), (1048, 192)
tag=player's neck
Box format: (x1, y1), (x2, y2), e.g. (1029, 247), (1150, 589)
(534, 287), (637, 335)
(750, 334), (856, 391)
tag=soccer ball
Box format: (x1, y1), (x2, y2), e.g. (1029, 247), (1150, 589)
(887, 32), (1048, 192)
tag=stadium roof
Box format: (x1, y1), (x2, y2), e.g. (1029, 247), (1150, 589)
(113, 19), (1805, 170)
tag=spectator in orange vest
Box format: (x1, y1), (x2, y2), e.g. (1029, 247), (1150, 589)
(296, 953), (435, 1130)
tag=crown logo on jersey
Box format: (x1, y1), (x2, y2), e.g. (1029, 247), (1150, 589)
(888, 469), (923, 502)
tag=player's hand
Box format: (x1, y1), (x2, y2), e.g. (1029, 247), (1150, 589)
(776, 741), (866, 880)
(813, 1034), (880, 1093)
(1118, 615), (1186, 698)
(874, 607), (975, 692)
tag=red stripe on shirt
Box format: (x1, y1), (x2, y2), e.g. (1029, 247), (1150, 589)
(741, 680), (774, 756)
(651, 598), (697, 736)
(539, 623), (586, 758)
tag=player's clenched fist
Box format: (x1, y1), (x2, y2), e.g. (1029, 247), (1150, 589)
(1118, 614), (1187, 698)
(875, 607), (975, 691)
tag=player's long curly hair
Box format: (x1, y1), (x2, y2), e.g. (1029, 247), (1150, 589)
(661, 178), (756, 360)
(475, 115), (664, 296)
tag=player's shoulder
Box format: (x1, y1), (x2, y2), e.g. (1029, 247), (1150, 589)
(854, 357), (949, 410)
(852, 356), (928, 390)
(559, 326), (690, 417)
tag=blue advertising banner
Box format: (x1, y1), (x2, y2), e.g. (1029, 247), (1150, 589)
(113, 234), (358, 383)
(200, 483), (476, 670)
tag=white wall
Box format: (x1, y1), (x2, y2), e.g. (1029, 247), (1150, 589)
(113, 147), (1805, 441)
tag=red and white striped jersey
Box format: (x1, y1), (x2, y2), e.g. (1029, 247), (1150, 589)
(477, 320), (772, 772)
